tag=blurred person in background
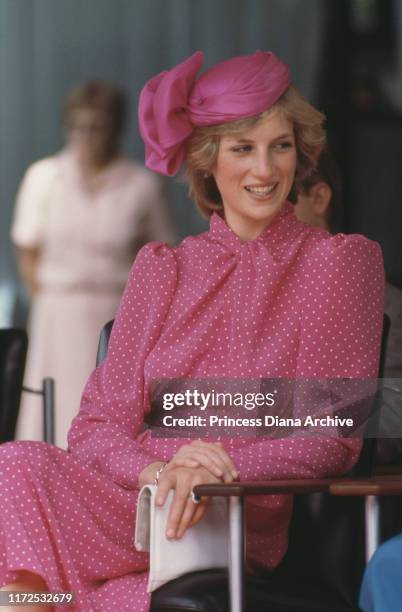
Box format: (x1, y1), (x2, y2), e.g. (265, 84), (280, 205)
(11, 80), (176, 448)
(293, 147), (343, 232)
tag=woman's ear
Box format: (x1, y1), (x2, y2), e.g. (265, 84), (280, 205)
(310, 181), (332, 217)
(204, 173), (222, 204)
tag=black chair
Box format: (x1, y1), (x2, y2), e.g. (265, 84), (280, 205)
(96, 316), (396, 612)
(0, 328), (55, 444)
(0, 329), (27, 443)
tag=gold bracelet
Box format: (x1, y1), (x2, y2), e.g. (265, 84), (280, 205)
(154, 462), (168, 486)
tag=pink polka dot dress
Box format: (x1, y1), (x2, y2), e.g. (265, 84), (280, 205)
(0, 202), (384, 610)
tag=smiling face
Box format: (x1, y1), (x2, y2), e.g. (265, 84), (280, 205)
(212, 110), (297, 240)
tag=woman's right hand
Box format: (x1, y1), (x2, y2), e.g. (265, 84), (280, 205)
(168, 440), (239, 482)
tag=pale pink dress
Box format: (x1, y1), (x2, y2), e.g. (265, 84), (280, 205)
(11, 150), (175, 448)
(0, 203), (384, 610)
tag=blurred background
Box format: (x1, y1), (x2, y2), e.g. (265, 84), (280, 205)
(1, 0), (401, 327)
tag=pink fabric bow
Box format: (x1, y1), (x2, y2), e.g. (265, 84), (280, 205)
(138, 50), (290, 176)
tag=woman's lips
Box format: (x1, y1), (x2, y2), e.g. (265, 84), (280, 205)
(244, 183), (278, 199)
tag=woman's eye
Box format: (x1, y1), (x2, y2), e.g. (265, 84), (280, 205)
(274, 141), (293, 151)
(231, 145), (252, 153)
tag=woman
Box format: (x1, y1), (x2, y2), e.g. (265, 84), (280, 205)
(11, 80), (175, 448)
(0, 51), (384, 611)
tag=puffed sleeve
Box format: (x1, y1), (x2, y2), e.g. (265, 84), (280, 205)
(229, 234), (385, 480)
(10, 159), (56, 248)
(67, 242), (177, 489)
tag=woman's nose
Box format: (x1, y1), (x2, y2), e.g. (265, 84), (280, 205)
(253, 151), (275, 179)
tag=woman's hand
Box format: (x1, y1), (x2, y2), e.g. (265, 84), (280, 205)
(137, 442), (238, 539)
(15, 246), (40, 296)
(138, 461), (166, 489)
(168, 440), (239, 483)
(156, 464), (221, 540)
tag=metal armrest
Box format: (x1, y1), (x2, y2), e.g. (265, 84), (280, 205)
(330, 476), (402, 496)
(23, 377), (55, 444)
(194, 478), (334, 498)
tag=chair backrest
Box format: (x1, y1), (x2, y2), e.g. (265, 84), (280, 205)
(0, 328), (28, 443)
(350, 312), (391, 478)
(378, 313), (391, 379)
(96, 320), (114, 366)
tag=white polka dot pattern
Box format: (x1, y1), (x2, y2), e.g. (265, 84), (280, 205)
(0, 202), (384, 609)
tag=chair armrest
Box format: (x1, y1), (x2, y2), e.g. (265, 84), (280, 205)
(194, 477), (339, 498)
(330, 476), (402, 496)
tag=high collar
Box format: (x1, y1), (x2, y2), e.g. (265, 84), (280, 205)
(208, 201), (301, 258)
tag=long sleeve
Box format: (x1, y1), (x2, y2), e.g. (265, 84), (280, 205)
(10, 159), (57, 248)
(67, 242), (177, 489)
(229, 234), (385, 481)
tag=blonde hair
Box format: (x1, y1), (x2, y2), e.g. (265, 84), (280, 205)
(185, 85), (326, 218)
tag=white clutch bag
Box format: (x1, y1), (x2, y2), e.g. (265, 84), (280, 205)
(134, 484), (229, 592)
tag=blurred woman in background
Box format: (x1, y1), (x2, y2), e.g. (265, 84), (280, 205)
(11, 80), (175, 448)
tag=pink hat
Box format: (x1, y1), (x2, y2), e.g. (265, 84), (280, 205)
(139, 51), (290, 176)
